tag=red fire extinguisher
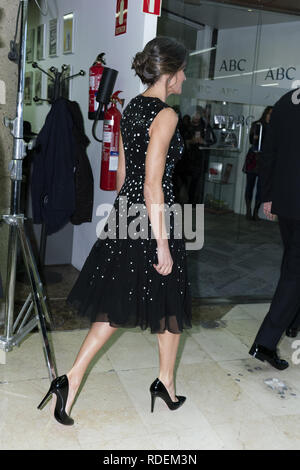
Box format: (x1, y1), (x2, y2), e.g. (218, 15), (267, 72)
(88, 53), (106, 120)
(100, 91), (123, 191)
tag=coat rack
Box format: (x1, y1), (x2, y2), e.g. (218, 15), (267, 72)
(30, 62), (85, 283)
(32, 62), (85, 104)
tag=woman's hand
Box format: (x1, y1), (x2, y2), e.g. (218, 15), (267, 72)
(193, 132), (205, 145)
(264, 201), (277, 221)
(153, 242), (173, 276)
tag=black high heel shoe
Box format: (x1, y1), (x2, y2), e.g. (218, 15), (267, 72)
(37, 375), (74, 425)
(150, 378), (186, 412)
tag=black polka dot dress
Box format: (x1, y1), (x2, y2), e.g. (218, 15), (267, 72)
(66, 94), (192, 333)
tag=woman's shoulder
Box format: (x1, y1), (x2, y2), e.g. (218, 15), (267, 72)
(149, 106), (179, 138)
(154, 105), (178, 122)
(123, 95), (177, 121)
(123, 94), (165, 112)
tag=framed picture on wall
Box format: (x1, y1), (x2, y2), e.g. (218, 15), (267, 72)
(47, 68), (54, 102)
(49, 18), (58, 57)
(34, 70), (43, 104)
(24, 72), (33, 105)
(63, 13), (74, 54)
(26, 28), (35, 63)
(36, 24), (46, 60)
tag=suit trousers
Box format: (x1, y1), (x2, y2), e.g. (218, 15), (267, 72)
(245, 173), (261, 203)
(254, 215), (300, 349)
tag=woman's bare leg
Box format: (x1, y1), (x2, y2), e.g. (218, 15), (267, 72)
(156, 331), (181, 402)
(64, 322), (118, 415)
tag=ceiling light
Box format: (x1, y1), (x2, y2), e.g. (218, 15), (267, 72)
(189, 47), (216, 56)
(261, 83), (279, 87)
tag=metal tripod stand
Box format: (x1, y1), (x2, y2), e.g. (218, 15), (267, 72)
(0, 0), (57, 382)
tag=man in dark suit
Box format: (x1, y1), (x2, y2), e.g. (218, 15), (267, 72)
(249, 87), (300, 370)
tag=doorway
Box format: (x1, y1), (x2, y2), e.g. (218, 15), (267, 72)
(158, 0), (300, 301)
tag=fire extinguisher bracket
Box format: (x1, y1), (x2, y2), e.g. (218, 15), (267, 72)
(99, 91), (123, 191)
(91, 67), (119, 143)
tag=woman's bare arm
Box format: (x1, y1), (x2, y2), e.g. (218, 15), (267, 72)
(143, 107), (178, 275)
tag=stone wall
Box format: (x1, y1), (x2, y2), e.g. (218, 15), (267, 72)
(0, 0), (20, 321)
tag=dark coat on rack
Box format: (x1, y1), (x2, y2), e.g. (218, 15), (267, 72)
(66, 100), (94, 226)
(31, 98), (93, 235)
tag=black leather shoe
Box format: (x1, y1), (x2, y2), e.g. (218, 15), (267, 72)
(249, 343), (289, 370)
(286, 327), (299, 338)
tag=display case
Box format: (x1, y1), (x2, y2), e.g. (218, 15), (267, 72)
(204, 152), (238, 214)
(178, 98), (250, 213)
(200, 106), (245, 214)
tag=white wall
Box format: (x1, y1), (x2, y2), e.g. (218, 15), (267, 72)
(24, 0), (157, 268)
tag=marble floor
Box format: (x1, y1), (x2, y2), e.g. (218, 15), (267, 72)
(187, 211), (283, 299)
(1, 302), (300, 450)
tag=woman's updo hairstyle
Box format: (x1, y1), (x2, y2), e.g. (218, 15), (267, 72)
(131, 36), (187, 86)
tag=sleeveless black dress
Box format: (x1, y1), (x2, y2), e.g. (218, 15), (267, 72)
(66, 94), (192, 333)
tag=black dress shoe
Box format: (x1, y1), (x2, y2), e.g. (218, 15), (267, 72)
(286, 327), (299, 338)
(249, 343), (289, 370)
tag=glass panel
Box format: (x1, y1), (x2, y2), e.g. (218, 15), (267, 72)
(157, 0), (299, 301)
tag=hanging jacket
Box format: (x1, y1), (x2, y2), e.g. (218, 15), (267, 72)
(31, 98), (93, 235)
(66, 100), (94, 225)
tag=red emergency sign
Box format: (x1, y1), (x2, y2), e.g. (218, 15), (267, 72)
(115, 0), (128, 36)
(143, 0), (162, 16)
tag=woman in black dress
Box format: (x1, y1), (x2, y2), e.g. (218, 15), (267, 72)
(38, 37), (192, 425)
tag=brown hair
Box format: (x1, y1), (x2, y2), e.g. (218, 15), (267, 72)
(259, 106), (273, 123)
(131, 36), (187, 86)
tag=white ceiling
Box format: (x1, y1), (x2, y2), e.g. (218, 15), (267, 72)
(162, 0), (298, 29)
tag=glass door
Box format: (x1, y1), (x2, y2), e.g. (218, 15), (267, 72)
(157, 0), (300, 301)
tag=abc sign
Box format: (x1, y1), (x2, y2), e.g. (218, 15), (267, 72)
(219, 59), (297, 81)
(265, 67), (296, 81)
(219, 59), (247, 72)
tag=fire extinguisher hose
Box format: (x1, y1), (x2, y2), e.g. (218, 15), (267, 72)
(92, 105), (106, 142)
